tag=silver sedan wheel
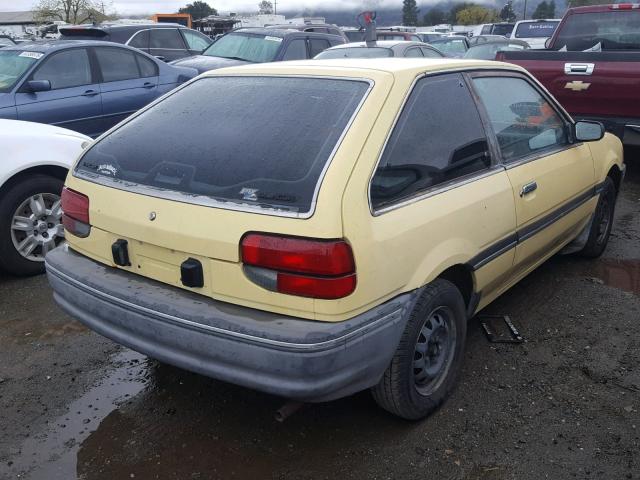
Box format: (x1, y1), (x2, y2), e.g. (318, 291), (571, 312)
(10, 193), (64, 262)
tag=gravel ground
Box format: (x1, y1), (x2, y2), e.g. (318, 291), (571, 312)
(1, 158), (639, 480)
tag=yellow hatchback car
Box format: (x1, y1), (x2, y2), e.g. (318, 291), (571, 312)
(46, 59), (624, 420)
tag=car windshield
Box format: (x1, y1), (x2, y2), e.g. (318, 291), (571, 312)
(429, 38), (467, 55)
(202, 32), (282, 62)
(75, 76), (370, 215)
(0, 50), (39, 92)
(514, 21), (559, 38)
(554, 11), (640, 50)
(315, 47), (394, 59)
(464, 42), (526, 60)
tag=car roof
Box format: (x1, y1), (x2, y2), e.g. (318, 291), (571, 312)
(0, 39), (140, 52)
(200, 58), (524, 79)
(470, 39), (529, 46)
(327, 40), (425, 49)
(63, 23), (185, 31)
(233, 27), (343, 39)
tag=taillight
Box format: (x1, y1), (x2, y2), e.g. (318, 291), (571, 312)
(61, 187), (90, 238)
(241, 233), (356, 299)
(610, 3), (639, 9)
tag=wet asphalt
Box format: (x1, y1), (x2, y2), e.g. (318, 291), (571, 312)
(1, 156), (639, 480)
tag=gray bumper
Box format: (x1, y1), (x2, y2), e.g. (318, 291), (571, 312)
(45, 246), (414, 402)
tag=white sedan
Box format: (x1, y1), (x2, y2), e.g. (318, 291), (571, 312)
(0, 120), (89, 276)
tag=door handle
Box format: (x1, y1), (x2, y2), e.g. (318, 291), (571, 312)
(143, 82), (155, 89)
(564, 63), (595, 76)
(81, 89), (99, 97)
(520, 181), (538, 197)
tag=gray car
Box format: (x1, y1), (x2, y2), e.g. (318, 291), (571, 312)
(464, 39), (530, 60)
(314, 40), (445, 59)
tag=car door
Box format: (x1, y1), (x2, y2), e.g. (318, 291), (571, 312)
(93, 46), (159, 131)
(362, 73), (517, 307)
(469, 72), (596, 275)
(14, 47), (103, 136)
(149, 28), (189, 61)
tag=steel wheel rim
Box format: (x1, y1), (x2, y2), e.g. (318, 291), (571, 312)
(10, 193), (64, 262)
(596, 195), (611, 245)
(413, 306), (456, 396)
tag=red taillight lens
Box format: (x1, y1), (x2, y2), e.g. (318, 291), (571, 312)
(242, 234), (354, 276)
(61, 187), (90, 238)
(610, 3), (639, 9)
(241, 233), (356, 299)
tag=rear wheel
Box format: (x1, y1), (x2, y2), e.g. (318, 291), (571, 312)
(579, 176), (616, 258)
(372, 279), (467, 420)
(0, 175), (65, 276)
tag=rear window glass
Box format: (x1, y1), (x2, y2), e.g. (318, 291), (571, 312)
(514, 21), (559, 38)
(316, 47), (393, 59)
(75, 76), (369, 215)
(553, 11), (640, 50)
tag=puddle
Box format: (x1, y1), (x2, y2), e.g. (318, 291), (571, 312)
(6, 349), (149, 479)
(590, 258), (640, 296)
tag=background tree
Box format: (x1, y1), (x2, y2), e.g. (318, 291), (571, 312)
(258, 1), (273, 14)
(178, 1), (217, 20)
(402, 0), (420, 26)
(456, 5), (499, 25)
(500, 1), (517, 22)
(447, 2), (474, 24)
(33, 0), (112, 24)
(422, 8), (446, 26)
(531, 0), (555, 18)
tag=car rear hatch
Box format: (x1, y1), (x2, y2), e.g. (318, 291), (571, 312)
(59, 26), (109, 40)
(63, 72), (385, 320)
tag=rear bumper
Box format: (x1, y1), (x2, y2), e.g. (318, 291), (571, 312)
(45, 246), (414, 402)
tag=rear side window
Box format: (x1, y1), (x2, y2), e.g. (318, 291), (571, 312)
(370, 74), (491, 210)
(150, 29), (185, 49)
(309, 38), (331, 57)
(182, 29), (211, 51)
(404, 47), (423, 57)
(32, 49), (92, 89)
(137, 54), (158, 77)
(95, 48), (140, 82)
(281, 39), (307, 60)
(76, 77), (369, 215)
(128, 30), (149, 48)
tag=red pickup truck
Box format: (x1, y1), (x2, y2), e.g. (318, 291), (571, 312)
(497, 4), (640, 146)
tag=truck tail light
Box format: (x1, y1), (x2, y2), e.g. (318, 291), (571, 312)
(61, 187), (91, 238)
(610, 3), (639, 8)
(241, 233), (356, 299)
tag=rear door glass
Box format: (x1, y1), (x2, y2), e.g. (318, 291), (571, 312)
(150, 29), (185, 49)
(95, 47), (140, 82)
(76, 77), (370, 215)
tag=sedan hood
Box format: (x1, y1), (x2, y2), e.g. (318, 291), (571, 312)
(170, 55), (252, 74)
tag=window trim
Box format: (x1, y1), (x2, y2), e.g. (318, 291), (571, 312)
(24, 47), (94, 92)
(126, 29), (150, 49)
(73, 74), (375, 220)
(404, 46), (424, 57)
(465, 70), (579, 169)
(368, 70), (500, 217)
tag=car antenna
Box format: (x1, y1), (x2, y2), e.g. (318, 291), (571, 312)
(357, 11), (377, 47)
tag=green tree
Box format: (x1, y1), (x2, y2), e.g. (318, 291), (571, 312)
(500, 1), (517, 22)
(447, 2), (475, 24)
(422, 8), (446, 26)
(532, 0), (547, 18)
(258, 1), (273, 14)
(33, 0), (112, 24)
(456, 5), (500, 25)
(402, 0), (420, 26)
(547, 0), (556, 17)
(178, 1), (217, 20)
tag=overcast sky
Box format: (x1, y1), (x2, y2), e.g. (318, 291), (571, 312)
(0, 0), (405, 15)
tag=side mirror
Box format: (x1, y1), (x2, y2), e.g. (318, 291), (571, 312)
(574, 121), (605, 142)
(26, 79), (51, 92)
(544, 38), (551, 49)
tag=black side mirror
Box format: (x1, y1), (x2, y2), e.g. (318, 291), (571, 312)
(574, 121), (605, 142)
(26, 79), (51, 92)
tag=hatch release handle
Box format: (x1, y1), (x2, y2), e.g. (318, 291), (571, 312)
(564, 63), (595, 75)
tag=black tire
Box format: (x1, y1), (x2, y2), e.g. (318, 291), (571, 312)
(0, 175), (64, 276)
(372, 279), (467, 420)
(579, 176), (616, 258)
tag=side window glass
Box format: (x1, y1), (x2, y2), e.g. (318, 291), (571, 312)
(404, 47), (423, 58)
(481, 25), (492, 34)
(421, 47), (442, 58)
(370, 74), (491, 210)
(32, 49), (92, 89)
(136, 53), (158, 78)
(282, 39), (307, 60)
(128, 30), (149, 48)
(309, 39), (331, 57)
(472, 76), (569, 163)
(183, 29), (210, 51)
(150, 29), (186, 49)
(95, 48), (140, 82)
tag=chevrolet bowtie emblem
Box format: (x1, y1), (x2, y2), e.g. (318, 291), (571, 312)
(565, 80), (591, 91)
